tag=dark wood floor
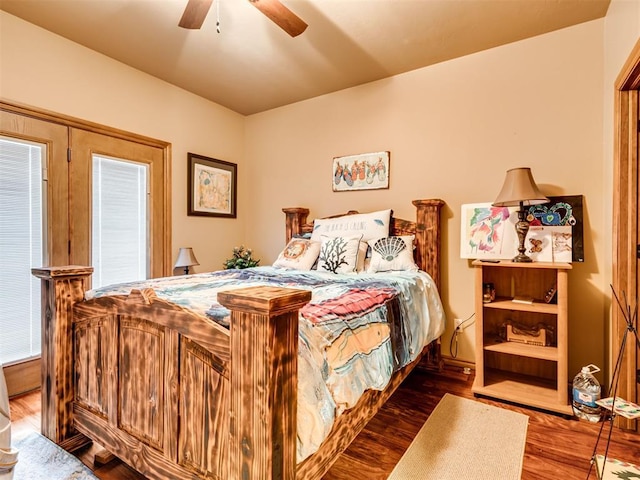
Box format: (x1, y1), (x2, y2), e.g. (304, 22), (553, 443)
(10, 364), (640, 479)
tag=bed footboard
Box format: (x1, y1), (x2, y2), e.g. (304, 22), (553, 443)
(32, 267), (311, 480)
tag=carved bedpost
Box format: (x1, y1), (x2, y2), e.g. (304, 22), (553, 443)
(217, 286), (311, 480)
(31, 266), (93, 451)
(412, 199), (445, 291)
(282, 207), (310, 244)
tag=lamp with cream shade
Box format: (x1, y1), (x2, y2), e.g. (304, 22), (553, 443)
(493, 167), (549, 263)
(174, 247), (200, 275)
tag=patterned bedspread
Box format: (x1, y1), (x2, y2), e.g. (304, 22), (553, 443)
(86, 266), (445, 462)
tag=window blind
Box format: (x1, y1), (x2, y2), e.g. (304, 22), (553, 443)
(92, 155), (149, 289)
(0, 137), (44, 365)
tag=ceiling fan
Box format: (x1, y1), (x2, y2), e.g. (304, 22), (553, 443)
(179, 0), (308, 37)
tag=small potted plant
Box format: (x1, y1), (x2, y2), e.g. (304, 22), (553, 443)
(223, 245), (260, 269)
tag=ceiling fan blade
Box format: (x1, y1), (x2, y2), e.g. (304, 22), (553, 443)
(179, 0), (213, 29)
(249, 0), (308, 37)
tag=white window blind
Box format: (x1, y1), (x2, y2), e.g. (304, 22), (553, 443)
(0, 137), (44, 365)
(92, 155), (149, 289)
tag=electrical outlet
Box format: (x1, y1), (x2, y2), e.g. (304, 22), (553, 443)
(454, 318), (464, 333)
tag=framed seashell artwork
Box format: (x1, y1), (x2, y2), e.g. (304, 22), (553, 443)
(332, 151), (390, 192)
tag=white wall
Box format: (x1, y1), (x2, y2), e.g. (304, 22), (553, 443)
(245, 20), (606, 374)
(0, 11), (246, 273)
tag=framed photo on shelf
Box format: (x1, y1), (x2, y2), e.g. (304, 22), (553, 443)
(187, 153), (237, 218)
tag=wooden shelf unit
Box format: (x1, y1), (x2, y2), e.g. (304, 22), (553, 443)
(472, 260), (573, 415)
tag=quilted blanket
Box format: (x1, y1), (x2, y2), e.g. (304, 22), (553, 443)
(87, 266), (445, 462)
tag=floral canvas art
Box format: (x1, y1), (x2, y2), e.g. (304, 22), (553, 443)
(460, 203), (518, 259)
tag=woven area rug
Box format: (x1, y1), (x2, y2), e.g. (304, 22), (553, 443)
(11, 432), (98, 480)
(388, 393), (529, 480)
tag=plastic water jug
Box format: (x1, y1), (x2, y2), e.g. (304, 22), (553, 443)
(572, 364), (602, 422)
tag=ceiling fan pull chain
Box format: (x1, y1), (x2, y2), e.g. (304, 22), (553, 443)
(216, 0), (221, 33)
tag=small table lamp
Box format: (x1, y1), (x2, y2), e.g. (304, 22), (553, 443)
(492, 167), (549, 263)
(174, 247), (200, 274)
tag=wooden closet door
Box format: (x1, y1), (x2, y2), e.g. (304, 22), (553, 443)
(69, 128), (168, 282)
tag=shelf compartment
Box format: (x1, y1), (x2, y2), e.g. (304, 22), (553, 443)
(472, 369), (571, 416)
(484, 340), (558, 361)
(484, 298), (558, 315)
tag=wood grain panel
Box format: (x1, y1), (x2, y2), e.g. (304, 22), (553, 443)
(74, 290), (230, 363)
(412, 198), (444, 290)
(74, 316), (112, 417)
(119, 317), (164, 450)
(178, 338), (229, 479)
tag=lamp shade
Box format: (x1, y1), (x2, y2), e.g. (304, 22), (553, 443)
(492, 167), (549, 207)
(174, 247), (200, 269)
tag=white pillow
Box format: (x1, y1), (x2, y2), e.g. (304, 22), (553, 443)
(367, 235), (418, 273)
(355, 241), (369, 273)
(317, 235), (363, 274)
(273, 238), (321, 270)
(310, 209), (391, 242)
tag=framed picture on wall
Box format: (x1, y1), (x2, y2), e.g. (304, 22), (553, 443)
(332, 151), (390, 191)
(187, 153), (237, 218)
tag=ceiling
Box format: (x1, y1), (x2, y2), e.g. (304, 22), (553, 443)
(1, 0), (610, 116)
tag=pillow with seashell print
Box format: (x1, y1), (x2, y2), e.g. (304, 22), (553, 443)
(366, 235), (418, 273)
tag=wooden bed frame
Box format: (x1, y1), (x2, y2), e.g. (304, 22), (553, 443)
(32, 198), (444, 480)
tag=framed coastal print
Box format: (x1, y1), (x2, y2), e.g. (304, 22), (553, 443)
(187, 153), (237, 218)
(332, 151), (390, 192)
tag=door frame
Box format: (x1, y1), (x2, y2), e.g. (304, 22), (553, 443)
(1, 100), (172, 395)
(612, 38), (640, 431)
(0, 100), (173, 277)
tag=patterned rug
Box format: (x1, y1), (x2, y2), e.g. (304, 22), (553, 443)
(388, 393), (529, 480)
(11, 432), (98, 480)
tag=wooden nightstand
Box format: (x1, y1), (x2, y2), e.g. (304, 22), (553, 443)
(472, 260), (572, 415)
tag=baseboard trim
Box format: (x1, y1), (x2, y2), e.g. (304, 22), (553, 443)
(442, 356), (475, 371)
(5, 357), (41, 398)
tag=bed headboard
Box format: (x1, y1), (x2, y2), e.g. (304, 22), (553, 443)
(282, 199), (445, 289)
